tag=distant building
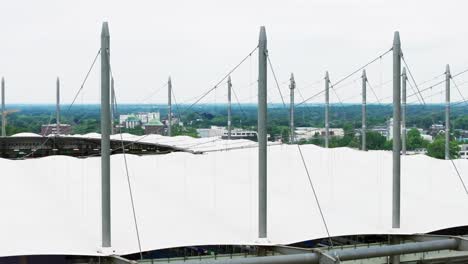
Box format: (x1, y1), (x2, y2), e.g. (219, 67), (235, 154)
(421, 134), (433, 142)
(408, 148), (428, 155)
(459, 144), (468, 159)
(162, 115), (181, 127)
(137, 112), (160, 124)
(369, 126), (389, 138)
(123, 115), (140, 129)
(41, 124), (72, 136)
(455, 129), (468, 142)
(429, 123), (445, 137)
(197, 126), (226, 138)
(382, 118), (431, 141)
(295, 127), (344, 141)
(144, 119), (164, 135)
(197, 126), (265, 141)
(221, 129), (258, 141)
(120, 112), (161, 129)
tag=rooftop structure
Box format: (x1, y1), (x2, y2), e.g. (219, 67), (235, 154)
(144, 119), (165, 135)
(1, 140), (468, 258)
(0, 133), (189, 159)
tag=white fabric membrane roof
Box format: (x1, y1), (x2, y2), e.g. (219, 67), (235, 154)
(2, 134), (468, 257)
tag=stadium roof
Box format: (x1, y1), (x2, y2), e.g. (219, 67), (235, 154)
(1, 134), (468, 257)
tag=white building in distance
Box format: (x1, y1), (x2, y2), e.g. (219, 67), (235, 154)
(197, 126), (226, 138)
(295, 127), (344, 141)
(119, 112), (161, 129)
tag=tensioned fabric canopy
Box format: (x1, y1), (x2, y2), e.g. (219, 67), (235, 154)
(1, 134), (468, 257)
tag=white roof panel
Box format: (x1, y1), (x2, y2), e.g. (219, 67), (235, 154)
(1, 140), (468, 257)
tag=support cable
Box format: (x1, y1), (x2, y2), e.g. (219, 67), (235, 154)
(407, 79), (445, 99)
(452, 68), (468, 79)
(295, 87), (316, 117)
(67, 49), (101, 111)
(22, 112), (55, 158)
(297, 145), (335, 249)
(366, 79), (382, 105)
(450, 160), (468, 195)
(332, 76), (361, 92)
(137, 82), (169, 104)
(418, 73), (445, 87)
(295, 78), (323, 92)
(406, 79), (423, 104)
(401, 54), (426, 104)
(407, 89), (444, 105)
(297, 48), (392, 106)
(330, 85), (344, 106)
(171, 87), (183, 122)
(115, 101), (143, 261)
(181, 46), (258, 115)
(451, 77), (468, 107)
(231, 86), (248, 118)
(331, 48), (392, 88)
(266, 54), (286, 107)
(108, 54), (144, 260)
(296, 88), (326, 107)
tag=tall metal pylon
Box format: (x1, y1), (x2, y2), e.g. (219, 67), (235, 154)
(168, 76), (172, 137)
(100, 21), (111, 248)
(325, 71), (330, 148)
(56, 77), (60, 135)
(392, 30), (402, 264)
(289, 73), (295, 144)
(1, 77), (5, 137)
(445, 64), (451, 160)
(258, 26), (268, 239)
(361, 70), (367, 151)
(392, 31), (401, 229)
(227, 76), (232, 140)
(111, 77), (115, 135)
(402, 68), (407, 155)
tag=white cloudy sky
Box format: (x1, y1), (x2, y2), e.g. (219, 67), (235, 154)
(0, 0), (467, 104)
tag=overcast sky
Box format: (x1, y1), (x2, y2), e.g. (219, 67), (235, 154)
(1, 0), (467, 105)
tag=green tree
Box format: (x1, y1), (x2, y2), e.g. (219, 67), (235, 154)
(173, 125), (199, 138)
(406, 128), (429, 150)
(365, 131), (388, 150)
(426, 135), (460, 159)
